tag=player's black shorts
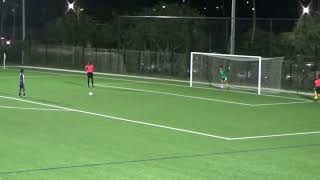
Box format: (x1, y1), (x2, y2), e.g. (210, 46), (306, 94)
(20, 83), (25, 89)
(87, 73), (93, 78)
(315, 87), (320, 94)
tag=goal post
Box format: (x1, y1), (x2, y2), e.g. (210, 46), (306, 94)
(258, 56), (262, 95)
(189, 52), (283, 95)
(190, 52), (194, 88)
(3, 52), (6, 70)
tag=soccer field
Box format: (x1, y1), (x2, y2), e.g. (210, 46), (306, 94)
(0, 67), (319, 179)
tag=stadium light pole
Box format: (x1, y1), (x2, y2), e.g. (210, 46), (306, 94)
(230, 0), (236, 55)
(251, 0), (256, 43)
(1, 0), (6, 35)
(12, 8), (16, 41)
(22, 0), (25, 65)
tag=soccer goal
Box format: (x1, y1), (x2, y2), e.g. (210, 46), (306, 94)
(189, 52), (284, 95)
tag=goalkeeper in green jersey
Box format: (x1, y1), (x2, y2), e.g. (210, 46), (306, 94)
(219, 65), (228, 88)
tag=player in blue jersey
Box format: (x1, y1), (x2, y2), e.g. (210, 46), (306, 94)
(19, 69), (26, 97)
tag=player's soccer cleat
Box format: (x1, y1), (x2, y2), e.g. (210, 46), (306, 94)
(315, 96), (318, 102)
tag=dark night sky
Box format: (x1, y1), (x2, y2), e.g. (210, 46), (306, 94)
(23, 0), (309, 26)
(76, 0), (301, 18)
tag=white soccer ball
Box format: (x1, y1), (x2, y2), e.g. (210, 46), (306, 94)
(89, 92), (93, 96)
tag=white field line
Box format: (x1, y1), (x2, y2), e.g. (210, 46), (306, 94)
(253, 101), (313, 107)
(203, 82), (311, 102)
(0, 105), (70, 111)
(99, 77), (310, 102)
(0, 75), (71, 79)
(19, 66), (187, 83)
(252, 93), (311, 102)
(17, 66), (310, 102)
(6, 68), (81, 77)
(6, 68), (144, 85)
(96, 84), (254, 107)
(101, 82), (141, 85)
(0, 95), (231, 140)
(97, 84), (311, 107)
(0, 95), (318, 141)
(230, 131), (320, 140)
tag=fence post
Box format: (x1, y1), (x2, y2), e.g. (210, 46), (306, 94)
(270, 19), (273, 57)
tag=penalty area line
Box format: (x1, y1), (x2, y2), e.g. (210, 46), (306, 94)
(0, 75), (74, 79)
(0, 95), (231, 141)
(0, 96), (317, 141)
(0, 105), (71, 111)
(96, 84), (254, 107)
(253, 101), (313, 106)
(230, 131), (320, 141)
(97, 84), (312, 107)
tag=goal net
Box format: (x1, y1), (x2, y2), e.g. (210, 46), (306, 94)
(2, 51), (6, 70)
(190, 52), (284, 95)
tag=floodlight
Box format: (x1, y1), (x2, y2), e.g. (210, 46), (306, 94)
(303, 6), (310, 15)
(68, 1), (74, 11)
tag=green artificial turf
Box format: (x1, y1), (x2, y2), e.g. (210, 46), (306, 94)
(0, 67), (319, 179)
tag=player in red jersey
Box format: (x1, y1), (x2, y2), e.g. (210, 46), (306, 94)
(85, 62), (94, 88)
(314, 74), (320, 101)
